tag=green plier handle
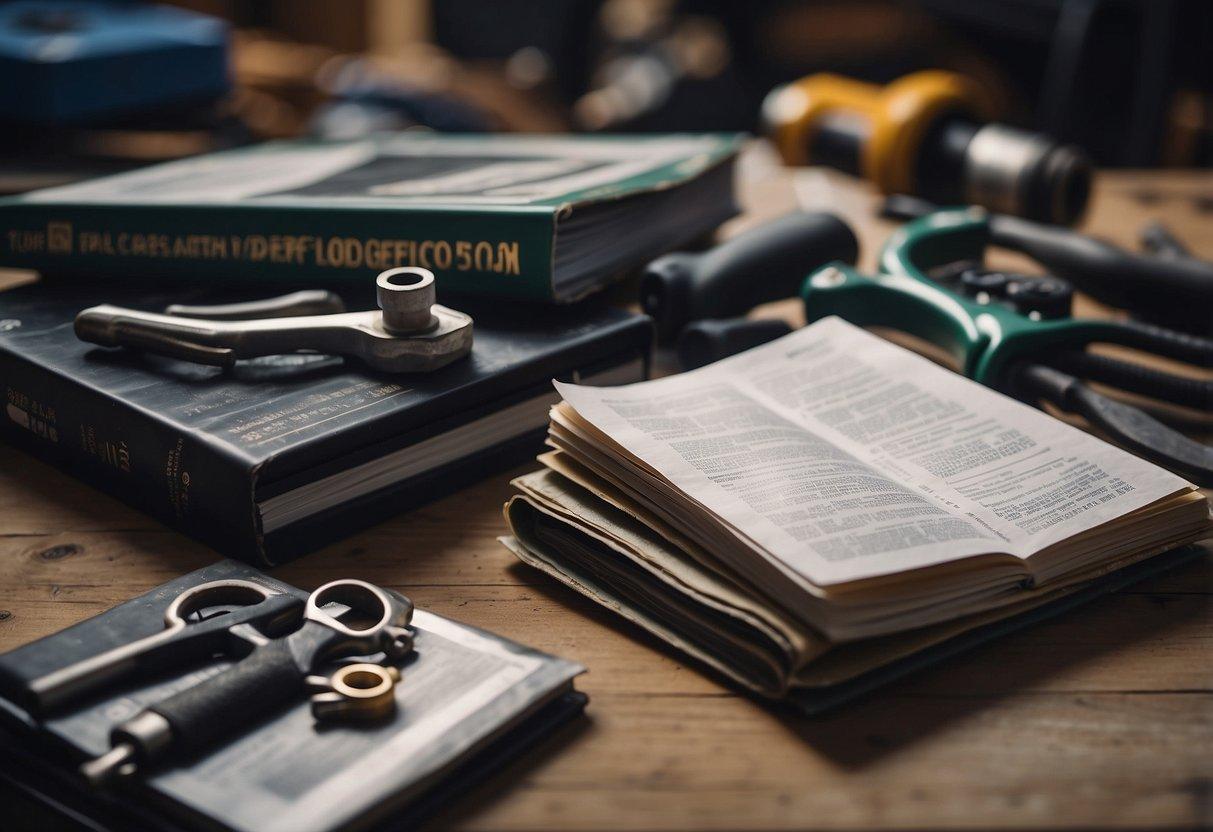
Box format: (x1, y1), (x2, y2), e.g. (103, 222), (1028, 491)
(801, 207), (1213, 484)
(804, 208), (1201, 388)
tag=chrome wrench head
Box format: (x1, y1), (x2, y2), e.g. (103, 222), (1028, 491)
(295, 579), (415, 669)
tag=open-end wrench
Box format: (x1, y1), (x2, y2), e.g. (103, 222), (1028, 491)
(16, 579), (304, 718)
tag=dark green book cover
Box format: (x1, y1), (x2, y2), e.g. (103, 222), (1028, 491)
(0, 133), (742, 302)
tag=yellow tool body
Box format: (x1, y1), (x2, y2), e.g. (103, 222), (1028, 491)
(764, 70), (1091, 225)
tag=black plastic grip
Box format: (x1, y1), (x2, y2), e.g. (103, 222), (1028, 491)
(641, 212), (859, 341)
(149, 639), (305, 755)
(1116, 321), (1213, 368)
(1045, 350), (1212, 409)
(1067, 384), (1213, 486)
(990, 215), (1213, 331)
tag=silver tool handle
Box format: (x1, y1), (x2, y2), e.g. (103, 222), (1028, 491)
(74, 306), (380, 368)
(165, 290), (345, 320)
(76, 306), (242, 366)
(73, 269), (472, 373)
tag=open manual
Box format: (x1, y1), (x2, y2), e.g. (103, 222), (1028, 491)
(501, 317), (1211, 709)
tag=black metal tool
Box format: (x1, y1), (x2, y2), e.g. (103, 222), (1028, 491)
(640, 211), (857, 342)
(1012, 363), (1212, 484)
(882, 195), (1213, 334)
(81, 579), (414, 785)
(25, 579), (304, 718)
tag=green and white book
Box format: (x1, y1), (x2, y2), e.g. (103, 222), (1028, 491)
(0, 132), (742, 302)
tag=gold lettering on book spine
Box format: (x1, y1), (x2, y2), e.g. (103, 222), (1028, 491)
(19, 222), (523, 277)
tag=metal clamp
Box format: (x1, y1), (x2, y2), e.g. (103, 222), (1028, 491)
(74, 267), (473, 373)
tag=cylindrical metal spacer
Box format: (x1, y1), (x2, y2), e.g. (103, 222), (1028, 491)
(376, 267), (438, 334)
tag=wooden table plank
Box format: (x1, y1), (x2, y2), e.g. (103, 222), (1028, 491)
(444, 692), (1213, 831)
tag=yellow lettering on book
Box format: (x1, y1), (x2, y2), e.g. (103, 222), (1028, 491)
(7, 229), (46, 254)
(42, 226), (524, 276)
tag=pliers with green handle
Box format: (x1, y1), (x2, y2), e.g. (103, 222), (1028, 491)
(801, 207), (1213, 484)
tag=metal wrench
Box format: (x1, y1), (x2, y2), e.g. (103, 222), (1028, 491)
(74, 268), (473, 373)
(23, 579), (304, 718)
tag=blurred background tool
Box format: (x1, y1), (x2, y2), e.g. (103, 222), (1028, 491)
(0, 1), (229, 124)
(641, 211), (858, 342)
(0, 0), (240, 192)
(763, 69), (1092, 224)
(569, 0), (737, 131)
(883, 194), (1213, 334)
(6, 0), (1213, 196)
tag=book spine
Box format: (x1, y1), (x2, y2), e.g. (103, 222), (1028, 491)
(0, 350), (266, 564)
(0, 202), (557, 302)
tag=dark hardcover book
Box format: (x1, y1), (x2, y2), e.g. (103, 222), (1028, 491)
(0, 560), (588, 832)
(0, 279), (651, 564)
(0, 133), (741, 302)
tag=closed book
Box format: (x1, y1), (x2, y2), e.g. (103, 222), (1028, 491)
(0, 133), (742, 302)
(0, 279), (651, 564)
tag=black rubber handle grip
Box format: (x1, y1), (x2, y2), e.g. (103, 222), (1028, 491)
(149, 639), (305, 755)
(641, 212), (859, 341)
(677, 318), (793, 370)
(1045, 350), (1213, 409)
(1116, 321), (1213, 368)
(990, 215), (1213, 328)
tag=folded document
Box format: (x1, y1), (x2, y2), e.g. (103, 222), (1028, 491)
(501, 317), (1211, 703)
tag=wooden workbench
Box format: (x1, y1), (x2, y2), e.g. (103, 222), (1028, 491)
(1, 168), (1210, 830)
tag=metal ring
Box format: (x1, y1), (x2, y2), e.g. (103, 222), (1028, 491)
(330, 664), (398, 699)
(163, 579), (279, 629)
(304, 579), (395, 637)
(376, 267), (434, 293)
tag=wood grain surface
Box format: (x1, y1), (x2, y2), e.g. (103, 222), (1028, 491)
(0, 166), (1210, 830)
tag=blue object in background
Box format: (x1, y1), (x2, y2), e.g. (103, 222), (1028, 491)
(0, 0), (229, 124)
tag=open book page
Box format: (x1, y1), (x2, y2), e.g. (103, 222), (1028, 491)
(554, 317), (1191, 587)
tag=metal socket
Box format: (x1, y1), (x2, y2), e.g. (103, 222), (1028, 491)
(377, 267), (438, 334)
